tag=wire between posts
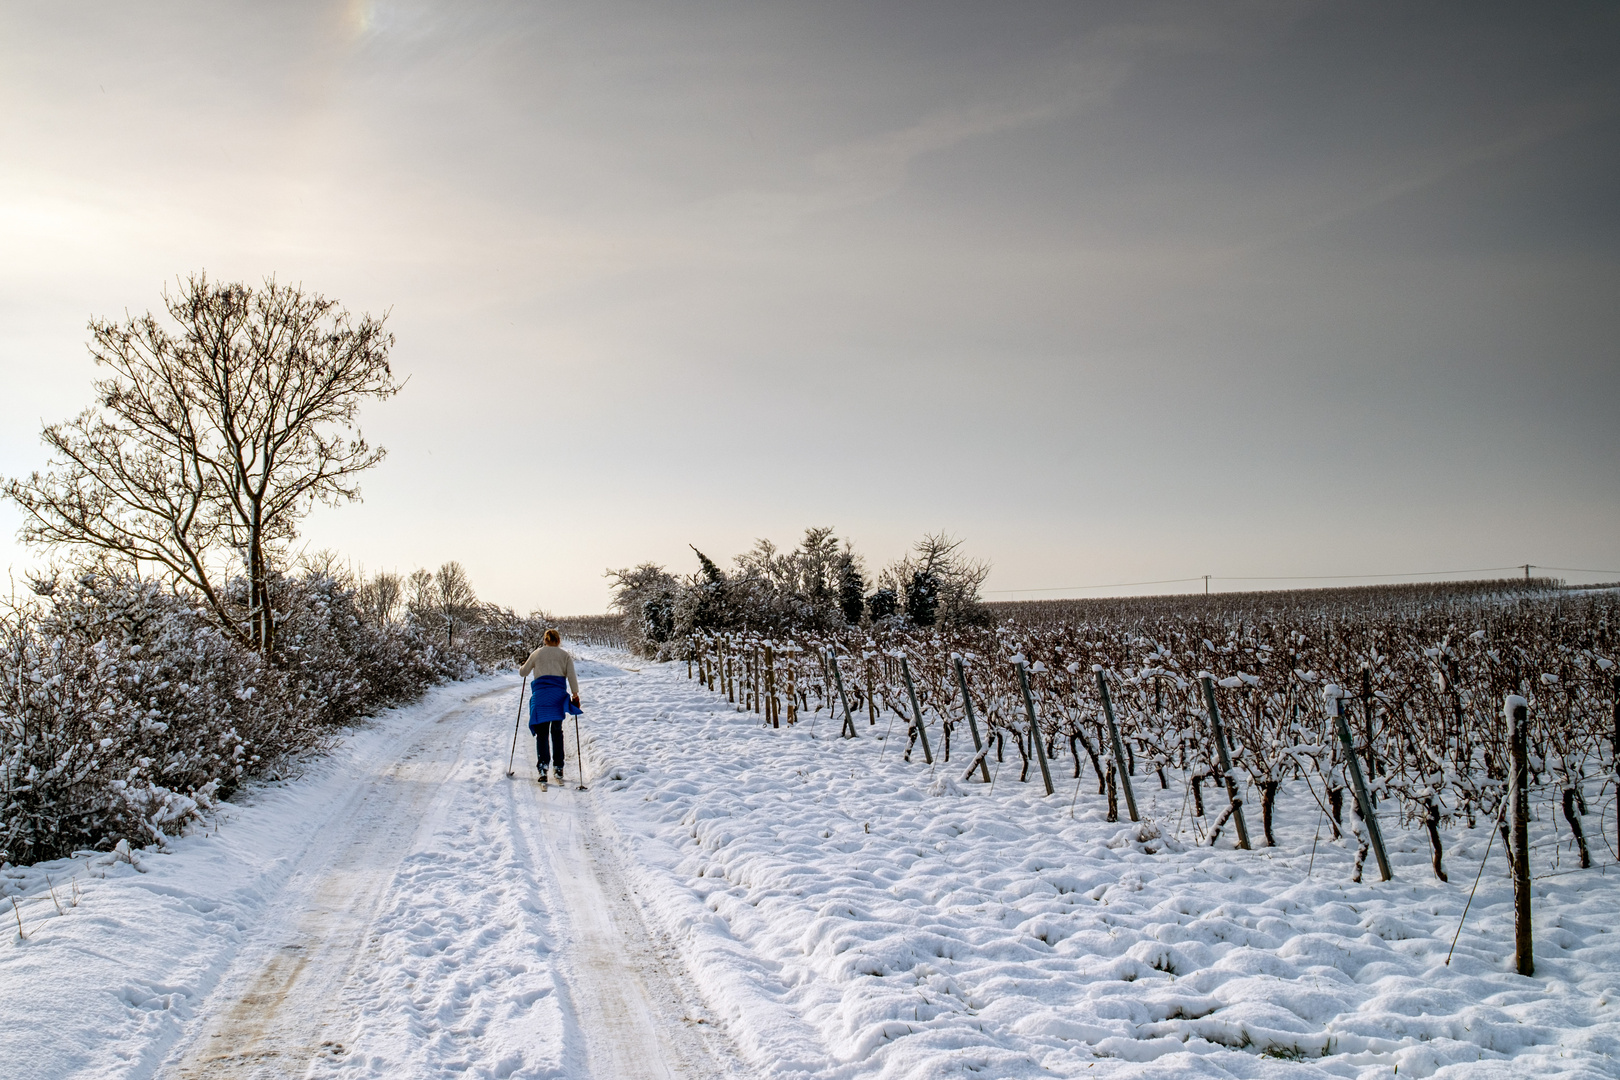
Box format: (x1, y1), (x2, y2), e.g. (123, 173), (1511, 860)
(1447, 800), (1510, 966)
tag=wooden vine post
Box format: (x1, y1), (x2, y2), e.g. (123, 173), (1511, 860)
(1199, 676), (1252, 850)
(1360, 667), (1379, 806)
(1015, 662), (1056, 796)
(953, 657), (993, 783)
(828, 648), (858, 738)
(1329, 689), (1391, 880)
(1612, 674), (1620, 859)
(1096, 671), (1140, 822)
(784, 646), (797, 724)
(900, 655), (933, 765)
(1507, 694), (1534, 977)
(765, 645), (778, 728)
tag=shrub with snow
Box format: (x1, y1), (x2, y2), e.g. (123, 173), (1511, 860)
(0, 567), (505, 865)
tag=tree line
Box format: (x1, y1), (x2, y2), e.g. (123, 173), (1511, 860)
(608, 528), (991, 658)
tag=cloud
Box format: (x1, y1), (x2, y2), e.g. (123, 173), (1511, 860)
(813, 70), (1121, 206)
(1247, 88), (1616, 254)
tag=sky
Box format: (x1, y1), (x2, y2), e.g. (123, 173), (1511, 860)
(2, 0), (1618, 615)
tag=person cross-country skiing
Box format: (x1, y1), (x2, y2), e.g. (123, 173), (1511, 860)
(520, 629), (582, 786)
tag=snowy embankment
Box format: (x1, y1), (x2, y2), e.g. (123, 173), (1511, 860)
(582, 656), (1620, 1079)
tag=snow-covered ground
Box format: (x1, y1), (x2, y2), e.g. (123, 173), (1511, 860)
(5, 652), (1619, 1079)
(582, 656), (1620, 1079)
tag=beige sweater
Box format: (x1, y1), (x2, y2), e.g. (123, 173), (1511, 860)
(520, 645), (579, 695)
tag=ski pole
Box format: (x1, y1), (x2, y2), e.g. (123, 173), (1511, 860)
(506, 679), (527, 777)
(572, 708), (588, 790)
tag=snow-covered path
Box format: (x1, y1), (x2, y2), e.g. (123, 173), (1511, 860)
(156, 662), (746, 1080)
(161, 681), (562, 1078)
(165, 679), (488, 1076)
(0, 663), (748, 1080)
(528, 765), (749, 1080)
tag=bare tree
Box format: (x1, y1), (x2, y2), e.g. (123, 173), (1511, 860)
(298, 548), (350, 581)
(406, 568), (438, 626)
(3, 274), (400, 652)
(435, 561), (478, 647)
(881, 533), (990, 626)
(608, 562), (680, 655)
(356, 570), (404, 630)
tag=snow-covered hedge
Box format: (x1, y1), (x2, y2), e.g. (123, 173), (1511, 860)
(0, 570), (494, 865)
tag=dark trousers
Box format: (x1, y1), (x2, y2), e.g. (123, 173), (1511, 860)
(533, 721), (565, 769)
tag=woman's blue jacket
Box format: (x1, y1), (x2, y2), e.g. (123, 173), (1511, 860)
(529, 675), (582, 729)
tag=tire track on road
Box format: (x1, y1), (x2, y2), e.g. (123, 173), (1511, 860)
(516, 771), (752, 1080)
(161, 688), (502, 1079)
(161, 672), (754, 1080)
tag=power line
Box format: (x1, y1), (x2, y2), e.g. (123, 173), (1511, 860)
(988, 576), (1206, 595)
(1219, 566), (1522, 581)
(989, 564), (1620, 597)
(1536, 566), (1620, 577)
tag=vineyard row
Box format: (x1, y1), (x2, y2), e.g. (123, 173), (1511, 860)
(676, 589), (1620, 898)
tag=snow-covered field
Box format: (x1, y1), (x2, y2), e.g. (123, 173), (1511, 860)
(585, 656), (1620, 1079)
(4, 651), (1619, 1079)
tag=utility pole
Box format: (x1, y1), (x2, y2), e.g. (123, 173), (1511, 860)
(1524, 563), (1532, 581)
(1204, 574), (1211, 595)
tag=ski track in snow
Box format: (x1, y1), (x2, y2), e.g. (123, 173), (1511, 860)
(7, 653), (1620, 1079)
(578, 654), (1620, 1080)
